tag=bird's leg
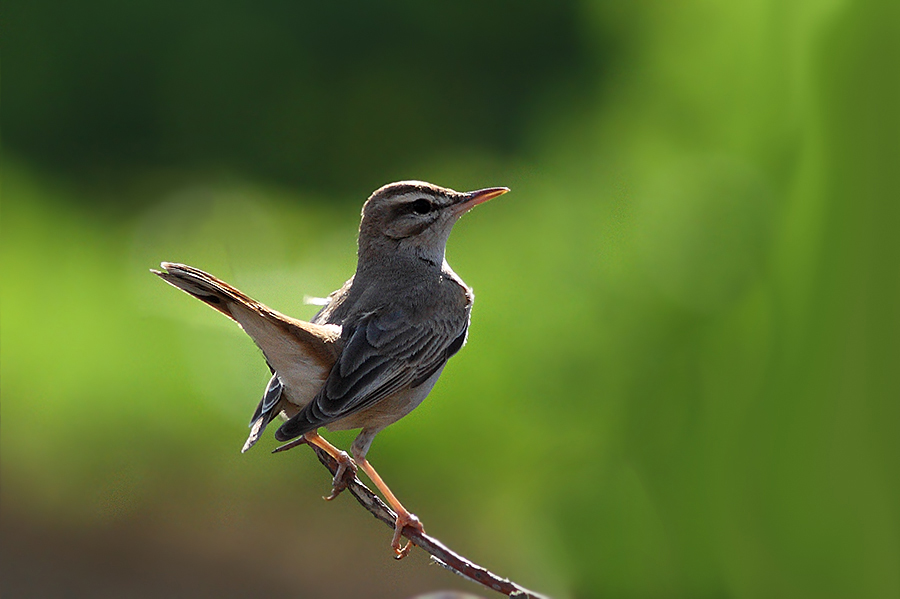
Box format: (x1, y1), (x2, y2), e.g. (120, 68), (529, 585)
(356, 458), (424, 559)
(303, 431), (357, 501)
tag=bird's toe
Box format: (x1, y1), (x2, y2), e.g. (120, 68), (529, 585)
(391, 511), (424, 559)
(324, 450), (357, 501)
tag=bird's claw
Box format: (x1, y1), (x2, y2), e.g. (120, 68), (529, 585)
(324, 451), (357, 501)
(391, 511), (424, 560)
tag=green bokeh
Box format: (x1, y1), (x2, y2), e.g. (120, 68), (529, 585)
(2, 1), (898, 597)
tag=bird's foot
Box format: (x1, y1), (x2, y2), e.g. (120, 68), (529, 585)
(325, 450), (357, 501)
(391, 511), (424, 560)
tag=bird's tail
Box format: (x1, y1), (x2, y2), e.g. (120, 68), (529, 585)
(151, 262), (260, 322)
(152, 261), (341, 390)
(153, 262), (342, 453)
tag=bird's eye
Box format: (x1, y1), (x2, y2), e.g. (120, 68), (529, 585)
(410, 198), (433, 215)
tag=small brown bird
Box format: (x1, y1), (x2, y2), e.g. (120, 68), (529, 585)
(153, 181), (507, 557)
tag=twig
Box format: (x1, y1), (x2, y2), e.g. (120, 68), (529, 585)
(300, 443), (550, 599)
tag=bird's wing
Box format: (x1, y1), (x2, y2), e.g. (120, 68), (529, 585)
(274, 307), (468, 441)
(153, 262), (341, 395)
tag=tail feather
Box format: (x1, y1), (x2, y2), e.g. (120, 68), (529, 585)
(153, 262), (341, 400)
(151, 262), (247, 321)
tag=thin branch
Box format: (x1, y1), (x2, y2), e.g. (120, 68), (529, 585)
(299, 443), (550, 599)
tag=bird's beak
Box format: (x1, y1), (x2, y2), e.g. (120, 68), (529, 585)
(452, 187), (509, 215)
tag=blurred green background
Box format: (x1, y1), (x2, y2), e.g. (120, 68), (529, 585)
(2, 0), (898, 597)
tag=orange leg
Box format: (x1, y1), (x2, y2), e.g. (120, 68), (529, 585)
(303, 431), (357, 501)
(357, 458), (425, 559)
(279, 430), (422, 558)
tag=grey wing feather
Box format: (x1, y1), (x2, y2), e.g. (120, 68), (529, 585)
(250, 373), (284, 424)
(242, 374), (284, 453)
(274, 309), (466, 441)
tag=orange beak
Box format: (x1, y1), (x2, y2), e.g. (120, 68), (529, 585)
(452, 186), (510, 215)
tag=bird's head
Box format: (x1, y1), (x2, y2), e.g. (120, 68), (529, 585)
(357, 181), (508, 267)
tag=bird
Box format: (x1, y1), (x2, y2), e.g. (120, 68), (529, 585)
(152, 180), (508, 558)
